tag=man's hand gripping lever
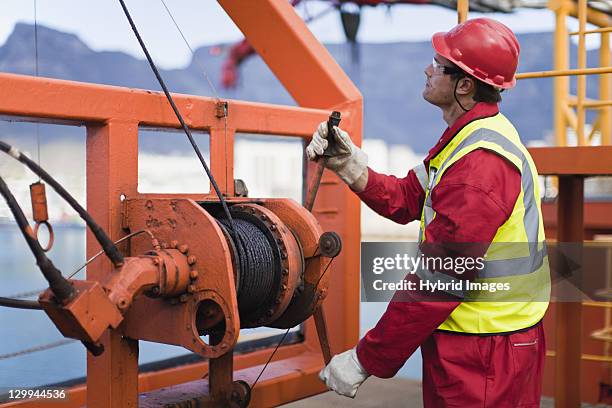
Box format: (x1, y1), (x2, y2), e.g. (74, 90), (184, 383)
(303, 113), (370, 398)
(305, 112), (368, 198)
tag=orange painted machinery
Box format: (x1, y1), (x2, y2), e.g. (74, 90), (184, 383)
(37, 195), (337, 407)
(0, 1), (362, 407)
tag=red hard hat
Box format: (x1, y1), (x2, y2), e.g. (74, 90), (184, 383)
(432, 18), (520, 89)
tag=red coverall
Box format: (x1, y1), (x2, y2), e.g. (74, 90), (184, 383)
(355, 102), (545, 407)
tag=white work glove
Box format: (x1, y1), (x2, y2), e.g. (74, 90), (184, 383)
(319, 347), (369, 398)
(306, 122), (368, 186)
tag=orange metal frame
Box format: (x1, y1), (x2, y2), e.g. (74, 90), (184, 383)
(0, 1), (362, 406)
(530, 146), (612, 408)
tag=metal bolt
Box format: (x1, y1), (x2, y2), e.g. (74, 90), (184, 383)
(282, 268), (289, 276)
(178, 244), (189, 254)
(190, 270), (199, 280)
(282, 284), (287, 291)
(270, 224), (277, 231)
(187, 285), (196, 293)
(281, 251), (287, 259)
(151, 286), (160, 296)
(152, 257), (159, 265)
(187, 255), (197, 265)
(170, 240), (178, 249)
(145, 200), (153, 209)
(261, 214), (267, 220)
(267, 308), (274, 316)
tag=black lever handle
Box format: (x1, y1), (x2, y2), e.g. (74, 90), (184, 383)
(323, 111), (342, 157)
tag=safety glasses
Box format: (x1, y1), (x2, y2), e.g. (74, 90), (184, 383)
(432, 58), (462, 75)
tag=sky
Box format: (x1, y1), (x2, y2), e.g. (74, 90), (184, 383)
(0, 0), (575, 70)
(0, 0), (605, 70)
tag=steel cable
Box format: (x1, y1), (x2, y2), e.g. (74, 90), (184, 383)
(0, 175), (73, 303)
(0, 230), (155, 305)
(0, 141), (124, 267)
(250, 255), (335, 391)
(158, 0), (219, 101)
(218, 218), (276, 315)
(117, 0), (235, 234)
(0, 339), (75, 361)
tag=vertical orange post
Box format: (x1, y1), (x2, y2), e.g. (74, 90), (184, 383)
(86, 120), (140, 407)
(210, 126), (233, 195)
(554, 176), (584, 408)
(218, 0), (363, 355)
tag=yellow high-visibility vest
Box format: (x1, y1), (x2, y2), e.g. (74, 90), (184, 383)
(413, 113), (550, 334)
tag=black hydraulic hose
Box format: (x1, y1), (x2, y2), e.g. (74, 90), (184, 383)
(117, 0), (235, 233)
(0, 297), (42, 310)
(0, 176), (74, 303)
(0, 141), (124, 267)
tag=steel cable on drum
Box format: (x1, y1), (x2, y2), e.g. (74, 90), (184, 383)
(250, 254), (335, 391)
(218, 218), (276, 315)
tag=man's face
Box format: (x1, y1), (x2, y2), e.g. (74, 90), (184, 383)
(422, 54), (459, 107)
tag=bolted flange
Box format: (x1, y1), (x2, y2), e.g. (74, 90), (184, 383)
(319, 231), (342, 258)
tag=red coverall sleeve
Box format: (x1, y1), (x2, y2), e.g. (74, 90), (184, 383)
(356, 149), (521, 378)
(356, 167), (425, 224)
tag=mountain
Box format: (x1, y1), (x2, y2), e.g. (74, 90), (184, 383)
(0, 23), (602, 154)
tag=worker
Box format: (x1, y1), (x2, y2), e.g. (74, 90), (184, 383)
(307, 18), (550, 407)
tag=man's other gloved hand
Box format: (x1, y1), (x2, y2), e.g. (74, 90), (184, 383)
(306, 122), (368, 186)
(319, 347), (370, 398)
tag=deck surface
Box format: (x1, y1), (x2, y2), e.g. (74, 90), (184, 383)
(279, 377), (604, 408)
(280, 377), (423, 408)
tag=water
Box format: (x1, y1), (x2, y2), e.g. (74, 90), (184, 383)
(0, 225), (419, 392)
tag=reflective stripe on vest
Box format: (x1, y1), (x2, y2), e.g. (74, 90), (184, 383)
(424, 127), (545, 279)
(412, 163), (428, 192)
(418, 113), (550, 334)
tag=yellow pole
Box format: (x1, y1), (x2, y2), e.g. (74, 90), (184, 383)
(457, 0), (468, 23)
(576, 0), (587, 145)
(564, 104), (578, 131)
(568, 96), (612, 108)
(570, 27), (612, 36)
(587, 115), (601, 142)
(600, 32), (611, 144)
(517, 66), (612, 79)
(552, 0), (570, 146)
(567, 3), (612, 28)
